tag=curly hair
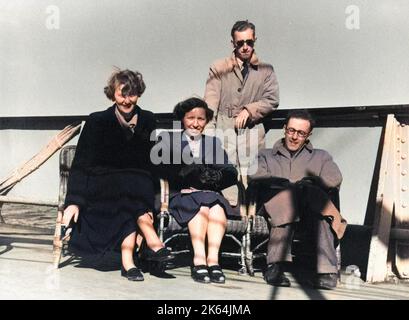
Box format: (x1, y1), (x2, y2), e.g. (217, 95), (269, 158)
(173, 97), (214, 123)
(104, 68), (146, 101)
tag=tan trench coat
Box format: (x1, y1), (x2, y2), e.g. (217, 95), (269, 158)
(204, 52), (279, 129)
(204, 53), (279, 204)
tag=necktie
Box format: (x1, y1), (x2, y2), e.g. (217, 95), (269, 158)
(241, 62), (249, 80)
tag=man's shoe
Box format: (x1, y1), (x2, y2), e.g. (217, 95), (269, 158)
(121, 266), (144, 281)
(313, 273), (338, 290)
(264, 263), (291, 287)
(143, 247), (174, 263)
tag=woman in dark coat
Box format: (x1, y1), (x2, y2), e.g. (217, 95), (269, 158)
(62, 69), (173, 281)
(153, 97), (239, 284)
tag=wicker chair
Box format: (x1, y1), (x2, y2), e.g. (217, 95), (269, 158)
(52, 145), (77, 268)
(156, 178), (251, 275)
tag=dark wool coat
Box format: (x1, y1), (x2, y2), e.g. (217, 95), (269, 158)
(64, 104), (157, 255)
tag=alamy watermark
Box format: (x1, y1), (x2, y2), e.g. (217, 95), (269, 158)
(45, 5), (60, 30)
(150, 122), (260, 175)
(44, 265), (61, 290)
(345, 5), (360, 30)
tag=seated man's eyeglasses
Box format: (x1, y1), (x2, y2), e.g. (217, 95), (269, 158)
(235, 39), (255, 48)
(285, 127), (310, 138)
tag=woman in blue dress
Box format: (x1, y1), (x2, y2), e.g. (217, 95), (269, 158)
(154, 97), (239, 283)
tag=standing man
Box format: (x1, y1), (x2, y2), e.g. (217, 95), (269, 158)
(248, 110), (347, 289)
(204, 20), (279, 206)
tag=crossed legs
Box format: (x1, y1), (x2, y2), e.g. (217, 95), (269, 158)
(121, 211), (165, 271)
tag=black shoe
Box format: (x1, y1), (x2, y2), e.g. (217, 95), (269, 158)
(121, 266), (144, 281)
(191, 265), (210, 283)
(313, 273), (338, 290)
(143, 247), (174, 263)
(208, 265), (226, 284)
(264, 263), (291, 287)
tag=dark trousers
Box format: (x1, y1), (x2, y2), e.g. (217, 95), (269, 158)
(266, 219), (338, 274)
(264, 183), (340, 274)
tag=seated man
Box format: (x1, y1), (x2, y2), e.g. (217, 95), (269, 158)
(248, 109), (347, 290)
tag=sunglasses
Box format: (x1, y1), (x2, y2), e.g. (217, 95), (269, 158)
(235, 39), (255, 48)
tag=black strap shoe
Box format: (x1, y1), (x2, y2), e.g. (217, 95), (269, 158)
(191, 265), (210, 283)
(264, 263), (291, 287)
(208, 265), (226, 284)
(121, 266), (144, 281)
(313, 273), (337, 290)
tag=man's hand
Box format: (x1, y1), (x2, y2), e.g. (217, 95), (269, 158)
(235, 108), (250, 129)
(62, 204), (80, 226)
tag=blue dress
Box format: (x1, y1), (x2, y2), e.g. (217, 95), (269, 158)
(155, 131), (240, 227)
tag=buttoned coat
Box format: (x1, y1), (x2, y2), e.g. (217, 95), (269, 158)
(249, 139), (342, 188)
(64, 104), (158, 255)
(204, 52), (279, 155)
(152, 131), (238, 195)
(249, 139), (347, 239)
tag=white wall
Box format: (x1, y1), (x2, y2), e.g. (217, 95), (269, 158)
(0, 129), (74, 202)
(1, 0), (408, 116)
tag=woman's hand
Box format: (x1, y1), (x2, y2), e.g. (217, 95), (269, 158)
(62, 204), (80, 226)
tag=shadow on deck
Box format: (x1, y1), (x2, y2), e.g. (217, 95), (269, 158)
(1, 223), (409, 300)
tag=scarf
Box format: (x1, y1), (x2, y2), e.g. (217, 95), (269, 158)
(115, 106), (138, 140)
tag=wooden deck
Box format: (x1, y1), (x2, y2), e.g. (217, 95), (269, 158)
(1, 205), (409, 300)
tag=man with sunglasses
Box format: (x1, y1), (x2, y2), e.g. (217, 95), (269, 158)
(204, 20), (279, 207)
(248, 110), (347, 290)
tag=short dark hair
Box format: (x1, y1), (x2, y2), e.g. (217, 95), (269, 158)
(104, 69), (146, 101)
(231, 20), (256, 39)
(173, 97), (214, 123)
(285, 109), (316, 131)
